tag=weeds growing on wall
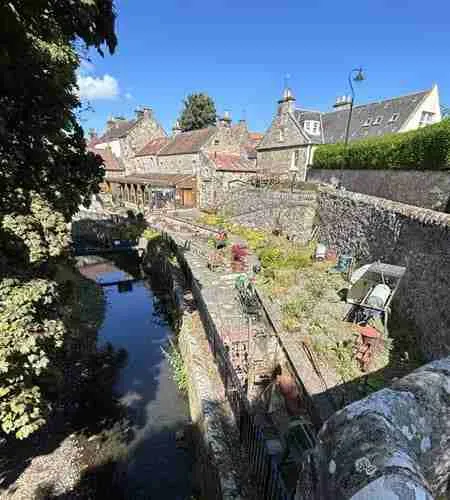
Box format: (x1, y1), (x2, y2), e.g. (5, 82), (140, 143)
(162, 340), (188, 394)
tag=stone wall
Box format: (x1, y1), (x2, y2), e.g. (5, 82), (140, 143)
(295, 357), (450, 500)
(257, 146), (308, 179)
(307, 168), (450, 212)
(204, 126), (242, 155)
(317, 188), (450, 361)
(220, 187), (318, 244)
(124, 112), (166, 158)
(157, 152), (199, 175)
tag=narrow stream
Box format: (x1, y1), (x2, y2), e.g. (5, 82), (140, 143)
(79, 257), (193, 499)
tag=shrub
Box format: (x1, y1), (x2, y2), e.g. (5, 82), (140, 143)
(142, 228), (160, 241)
(313, 118), (450, 170)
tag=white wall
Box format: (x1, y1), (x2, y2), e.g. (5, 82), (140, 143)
(400, 84), (442, 132)
(94, 139), (121, 158)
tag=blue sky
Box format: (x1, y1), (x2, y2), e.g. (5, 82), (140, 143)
(78, 0), (450, 135)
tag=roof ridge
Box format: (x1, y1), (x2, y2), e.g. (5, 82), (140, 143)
(324, 88), (431, 116)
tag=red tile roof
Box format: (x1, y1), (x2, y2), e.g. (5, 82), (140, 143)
(208, 153), (257, 172)
(159, 127), (217, 156)
(246, 132), (263, 159)
(107, 173), (196, 189)
(92, 148), (124, 172)
(97, 119), (137, 142)
(135, 137), (170, 157)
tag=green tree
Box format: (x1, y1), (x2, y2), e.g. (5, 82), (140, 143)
(178, 93), (217, 131)
(0, 0), (117, 439)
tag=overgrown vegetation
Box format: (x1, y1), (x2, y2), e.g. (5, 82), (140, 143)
(0, 1), (117, 439)
(313, 118), (450, 170)
(162, 340), (188, 394)
(142, 227), (161, 241)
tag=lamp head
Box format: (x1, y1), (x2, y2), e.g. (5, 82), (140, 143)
(353, 68), (365, 82)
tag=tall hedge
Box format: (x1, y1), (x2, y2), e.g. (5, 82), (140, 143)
(313, 119), (450, 170)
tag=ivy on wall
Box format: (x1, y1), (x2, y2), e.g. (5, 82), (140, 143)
(313, 119), (450, 170)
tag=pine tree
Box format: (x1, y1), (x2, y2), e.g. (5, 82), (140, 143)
(179, 93), (217, 131)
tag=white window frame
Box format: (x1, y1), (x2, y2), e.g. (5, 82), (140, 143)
(389, 113), (400, 123)
(420, 111), (434, 125)
(372, 116), (383, 125)
(303, 120), (321, 136)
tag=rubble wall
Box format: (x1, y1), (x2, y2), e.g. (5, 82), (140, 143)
(307, 168), (450, 212)
(317, 188), (450, 361)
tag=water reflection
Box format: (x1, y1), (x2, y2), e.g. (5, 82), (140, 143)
(79, 258), (193, 499)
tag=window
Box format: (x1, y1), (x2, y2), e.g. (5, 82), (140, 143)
(389, 113), (400, 122)
(214, 139), (220, 145)
(278, 128), (285, 142)
(420, 111), (434, 126)
(361, 118), (371, 127)
(294, 149), (300, 166)
(372, 116), (383, 125)
(303, 120), (320, 136)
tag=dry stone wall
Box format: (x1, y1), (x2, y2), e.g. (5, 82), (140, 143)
(220, 187), (317, 244)
(317, 188), (450, 360)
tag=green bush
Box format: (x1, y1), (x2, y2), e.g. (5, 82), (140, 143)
(313, 118), (450, 170)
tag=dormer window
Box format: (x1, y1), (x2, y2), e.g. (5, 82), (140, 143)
(372, 116), (383, 125)
(303, 120), (320, 136)
(420, 111), (434, 126)
(389, 113), (400, 122)
(361, 119), (371, 127)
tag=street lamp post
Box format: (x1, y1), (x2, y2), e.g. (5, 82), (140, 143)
(344, 68), (365, 147)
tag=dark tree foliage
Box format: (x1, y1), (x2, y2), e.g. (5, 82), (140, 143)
(0, 0), (117, 439)
(178, 93), (217, 131)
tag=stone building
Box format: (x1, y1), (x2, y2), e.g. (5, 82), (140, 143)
(91, 107), (167, 171)
(89, 109), (260, 210)
(257, 84), (442, 179)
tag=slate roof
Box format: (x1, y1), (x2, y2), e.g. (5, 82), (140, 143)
(208, 153), (257, 172)
(97, 119), (137, 142)
(135, 137), (170, 157)
(260, 88), (432, 148)
(293, 110), (323, 144)
(158, 127), (217, 156)
(321, 90), (430, 144)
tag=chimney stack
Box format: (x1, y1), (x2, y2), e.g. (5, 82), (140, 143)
(88, 128), (97, 141)
(218, 110), (232, 128)
(333, 95), (352, 110)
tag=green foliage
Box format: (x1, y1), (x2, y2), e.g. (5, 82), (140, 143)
(0, 0), (117, 439)
(313, 119), (450, 171)
(258, 243), (312, 270)
(197, 213), (227, 227)
(142, 227), (160, 241)
(178, 93), (217, 131)
(162, 340), (188, 394)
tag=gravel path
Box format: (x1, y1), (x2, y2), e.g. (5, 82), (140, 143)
(0, 434), (83, 500)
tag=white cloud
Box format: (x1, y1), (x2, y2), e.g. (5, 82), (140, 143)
(125, 92), (134, 101)
(77, 74), (120, 100)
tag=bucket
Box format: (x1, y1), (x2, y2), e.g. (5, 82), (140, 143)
(366, 284), (391, 309)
